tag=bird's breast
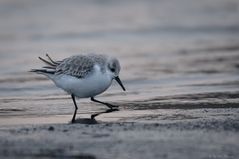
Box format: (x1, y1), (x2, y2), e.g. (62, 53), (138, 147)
(53, 67), (112, 98)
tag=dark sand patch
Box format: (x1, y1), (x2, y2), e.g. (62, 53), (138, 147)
(0, 110), (239, 159)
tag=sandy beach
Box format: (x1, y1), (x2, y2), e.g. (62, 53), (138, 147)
(0, 107), (239, 159)
(0, 0), (239, 158)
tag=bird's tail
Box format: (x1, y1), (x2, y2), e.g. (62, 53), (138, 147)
(29, 69), (55, 74)
(38, 53), (61, 67)
(30, 54), (61, 76)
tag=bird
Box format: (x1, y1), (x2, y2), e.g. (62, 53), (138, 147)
(30, 53), (126, 123)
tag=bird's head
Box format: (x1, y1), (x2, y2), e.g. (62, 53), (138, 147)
(107, 58), (126, 91)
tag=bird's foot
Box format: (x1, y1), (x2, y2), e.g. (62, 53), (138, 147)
(71, 119), (76, 124)
(91, 108), (119, 119)
(110, 107), (119, 111)
(106, 103), (119, 109)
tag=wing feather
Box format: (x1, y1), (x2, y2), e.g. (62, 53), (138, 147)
(55, 55), (95, 78)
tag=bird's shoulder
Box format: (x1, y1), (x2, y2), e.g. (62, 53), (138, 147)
(55, 55), (97, 78)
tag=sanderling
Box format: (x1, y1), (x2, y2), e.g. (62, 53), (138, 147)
(31, 53), (126, 123)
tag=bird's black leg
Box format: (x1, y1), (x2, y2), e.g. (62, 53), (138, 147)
(90, 97), (118, 109)
(71, 94), (78, 123)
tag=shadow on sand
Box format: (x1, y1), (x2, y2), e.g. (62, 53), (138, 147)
(70, 108), (119, 124)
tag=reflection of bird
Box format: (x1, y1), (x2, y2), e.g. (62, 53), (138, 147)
(31, 54), (126, 123)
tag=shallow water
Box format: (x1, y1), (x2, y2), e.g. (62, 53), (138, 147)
(0, 0), (239, 125)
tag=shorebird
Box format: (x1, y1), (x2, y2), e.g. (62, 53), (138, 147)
(31, 54), (126, 123)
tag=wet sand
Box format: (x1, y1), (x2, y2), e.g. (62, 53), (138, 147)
(1, 0), (239, 158)
(0, 102), (239, 159)
(0, 107), (239, 159)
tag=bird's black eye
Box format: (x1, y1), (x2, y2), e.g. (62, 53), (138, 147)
(110, 68), (115, 72)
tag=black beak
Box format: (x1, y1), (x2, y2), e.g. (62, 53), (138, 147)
(115, 76), (126, 91)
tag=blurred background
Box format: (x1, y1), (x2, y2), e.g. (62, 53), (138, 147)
(0, 0), (239, 121)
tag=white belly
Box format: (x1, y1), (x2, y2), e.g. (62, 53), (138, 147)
(52, 67), (112, 98)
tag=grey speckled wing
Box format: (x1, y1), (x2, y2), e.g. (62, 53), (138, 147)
(88, 54), (107, 72)
(55, 55), (95, 78)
